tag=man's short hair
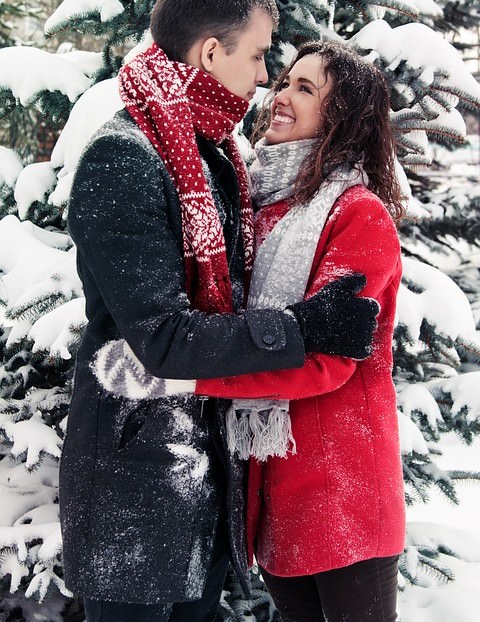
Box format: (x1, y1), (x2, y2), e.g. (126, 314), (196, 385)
(150, 0), (279, 61)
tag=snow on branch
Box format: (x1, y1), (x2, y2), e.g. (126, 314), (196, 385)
(397, 382), (444, 441)
(395, 107), (468, 161)
(398, 257), (478, 346)
(0, 407), (64, 597)
(26, 562), (72, 602)
(14, 162), (57, 220)
(404, 0), (442, 18)
(371, 0), (442, 20)
(0, 216), (82, 308)
(0, 147), (23, 190)
(5, 387), (71, 418)
(0, 467), (57, 527)
(0, 522), (67, 600)
(351, 20), (480, 163)
(397, 371), (480, 443)
(0, 394), (69, 601)
(0, 46), (104, 107)
(28, 297), (86, 360)
(45, 0), (125, 36)
(407, 522), (480, 563)
(427, 372), (480, 425)
(394, 128), (432, 165)
(6, 262), (79, 323)
(399, 542), (454, 588)
(0, 550), (29, 595)
(352, 21), (480, 104)
(50, 77), (124, 199)
(288, 1), (330, 31)
(397, 407), (430, 454)
(0, 412), (62, 469)
(0, 216), (85, 358)
(20, 221), (71, 252)
(402, 450), (458, 505)
(393, 106), (466, 139)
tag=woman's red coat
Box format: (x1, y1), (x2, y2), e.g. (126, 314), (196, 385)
(196, 185), (406, 576)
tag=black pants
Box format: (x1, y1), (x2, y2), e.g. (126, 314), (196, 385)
(261, 555), (399, 622)
(83, 525), (230, 622)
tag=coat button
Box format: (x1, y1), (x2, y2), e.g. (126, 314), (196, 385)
(262, 334), (276, 345)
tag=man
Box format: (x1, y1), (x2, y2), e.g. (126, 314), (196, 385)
(60, 1), (378, 621)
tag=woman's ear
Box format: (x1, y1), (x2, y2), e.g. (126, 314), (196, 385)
(200, 37), (220, 73)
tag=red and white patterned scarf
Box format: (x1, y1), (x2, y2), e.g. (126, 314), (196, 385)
(118, 42), (254, 313)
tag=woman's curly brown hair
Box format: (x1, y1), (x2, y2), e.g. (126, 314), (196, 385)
(252, 41), (406, 223)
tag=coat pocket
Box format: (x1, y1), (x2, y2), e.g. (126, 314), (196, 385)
(85, 396), (214, 600)
(95, 396), (171, 463)
(118, 404), (147, 450)
(92, 395), (212, 512)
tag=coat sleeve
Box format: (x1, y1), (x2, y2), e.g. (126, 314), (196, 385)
(68, 130), (305, 379)
(196, 192), (401, 400)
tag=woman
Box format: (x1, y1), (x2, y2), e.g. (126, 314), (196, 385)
(194, 40), (406, 621)
(95, 41), (405, 621)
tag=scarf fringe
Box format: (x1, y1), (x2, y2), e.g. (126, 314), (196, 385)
(226, 403), (297, 461)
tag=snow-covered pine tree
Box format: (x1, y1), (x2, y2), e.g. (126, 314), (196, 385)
(0, 0), (479, 620)
(0, 2), (65, 166)
(242, 2), (480, 618)
(0, 2), (154, 620)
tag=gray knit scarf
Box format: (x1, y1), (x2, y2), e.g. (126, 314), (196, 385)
(250, 137), (317, 207)
(92, 139), (365, 461)
(226, 139), (365, 460)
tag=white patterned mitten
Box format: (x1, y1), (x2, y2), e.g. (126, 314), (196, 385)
(92, 339), (196, 400)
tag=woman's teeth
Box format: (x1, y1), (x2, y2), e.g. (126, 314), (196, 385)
(274, 114), (294, 124)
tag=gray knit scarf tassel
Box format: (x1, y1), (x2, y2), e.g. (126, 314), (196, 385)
(225, 138), (366, 461)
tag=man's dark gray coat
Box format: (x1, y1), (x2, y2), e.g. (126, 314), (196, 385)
(60, 110), (305, 604)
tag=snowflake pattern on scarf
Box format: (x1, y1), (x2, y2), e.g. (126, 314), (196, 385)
(119, 43), (254, 313)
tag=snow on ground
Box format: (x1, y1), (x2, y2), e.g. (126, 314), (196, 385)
(398, 138), (480, 621)
(400, 433), (480, 621)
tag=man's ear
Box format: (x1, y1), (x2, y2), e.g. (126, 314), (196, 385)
(200, 37), (221, 72)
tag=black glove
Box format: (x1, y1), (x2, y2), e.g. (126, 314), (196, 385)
(287, 273), (380, 359)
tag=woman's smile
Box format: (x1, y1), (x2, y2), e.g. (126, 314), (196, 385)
(272, 110), (295, 125)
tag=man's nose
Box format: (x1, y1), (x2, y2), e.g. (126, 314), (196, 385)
(256, 59), (268, 85)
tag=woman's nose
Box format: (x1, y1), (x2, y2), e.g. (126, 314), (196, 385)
(274, 88), (290, 106)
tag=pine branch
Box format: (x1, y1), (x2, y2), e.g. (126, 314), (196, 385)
(448, 470), (480, 483)
(403, 451), (459, 505)
(399, 545), (455, 586)
(6, 292), (69, 324)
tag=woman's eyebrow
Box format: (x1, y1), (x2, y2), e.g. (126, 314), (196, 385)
(296, 76), (318, 88)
